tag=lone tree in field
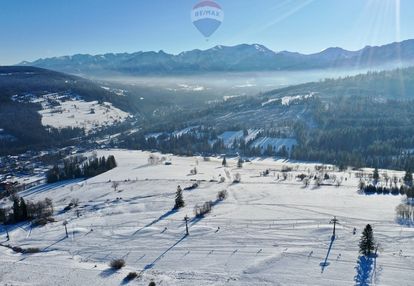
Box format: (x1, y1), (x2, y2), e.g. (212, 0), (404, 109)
(222, 156), (227, 167)
(359, 224), (375, 256)
(112, 181), (120, 192)
(174, 185), (185, 210)
(237, 157), (243, 168)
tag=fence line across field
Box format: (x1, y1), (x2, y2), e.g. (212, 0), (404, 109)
(39, 217), (398, 235)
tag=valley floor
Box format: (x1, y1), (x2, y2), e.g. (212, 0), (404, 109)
(1, 150), (413, 285)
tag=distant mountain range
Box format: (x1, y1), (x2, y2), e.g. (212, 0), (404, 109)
(19, 40), (414, 75)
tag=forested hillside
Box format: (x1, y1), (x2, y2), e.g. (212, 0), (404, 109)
(0, 66), (134, 154)
(120, 67), (414, 170)
(265, 67), (414, 99)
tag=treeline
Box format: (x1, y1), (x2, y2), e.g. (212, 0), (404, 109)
(121, 126), (292, 158)
(360, 185), (405, 196)
(47, 155), (117, 183)
(0, 196), (54, 225)
(122, 131), (226, 156)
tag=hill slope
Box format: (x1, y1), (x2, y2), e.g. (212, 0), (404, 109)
(0, 150), (413, 285)
(119, 67), (414, 170)
(0, 66), (132, 154)
(264, 66), (414, 99)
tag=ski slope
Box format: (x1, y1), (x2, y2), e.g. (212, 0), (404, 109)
(1, 150), (413, 285)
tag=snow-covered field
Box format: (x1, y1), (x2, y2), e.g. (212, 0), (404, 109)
(40, 99), (129, 132)
(12, 93), (130, 133)
(1, 150), (413, 285)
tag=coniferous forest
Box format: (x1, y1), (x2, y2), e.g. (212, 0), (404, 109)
(46, 155), (117, 183)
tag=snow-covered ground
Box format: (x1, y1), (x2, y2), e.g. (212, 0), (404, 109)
(172, 126), (199, 137)
(280, 93), (315, 106)
(12, 93), (130, 133)
(262, 93), (316, 107)
(40, 99), (129, 133)
(251, 137), (297, 153)
(216, 130), (296, 152)
(1, 150), (413, 285)
(217, 131), (244, 147)
(217, 129), (262, 148)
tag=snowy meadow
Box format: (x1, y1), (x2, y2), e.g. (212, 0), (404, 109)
(1, 150), (413, 285)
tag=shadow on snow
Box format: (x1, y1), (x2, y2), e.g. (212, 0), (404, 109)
(133, 209), (177, 235)
(141, 234), (187, 272)
(354, 255), (374, 286)
(19, 178), (85, 198)
(320, 235), (335, 273)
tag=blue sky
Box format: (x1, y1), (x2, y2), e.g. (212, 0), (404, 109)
(1, 0), (413, 65)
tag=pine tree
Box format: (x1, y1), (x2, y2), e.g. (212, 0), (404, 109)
(359, 224), (375, 256)
(404, 169), (413, 186)
(174, 185), (185, 210)
(107, 155), (117, 170)
(237, 157), (243, 168)
(12, 198), (20, 222)
(46, 165), (60, 183)
(373, 168), (379, 184)
(222, 156), (227, 167)
(20, 197), (28, 221)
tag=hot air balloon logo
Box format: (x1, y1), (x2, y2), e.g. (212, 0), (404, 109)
(191, 1), (224, 38)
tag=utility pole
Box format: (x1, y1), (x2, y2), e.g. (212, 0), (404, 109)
(63, 220), (68, 238)
(184, 215), (189, 236)
(330, 216), (339, 240)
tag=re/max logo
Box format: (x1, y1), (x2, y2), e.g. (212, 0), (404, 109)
(194, 10), (221, 17)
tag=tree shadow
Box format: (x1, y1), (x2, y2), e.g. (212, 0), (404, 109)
(19, 178), (85, 198)
(354, 255), (373, 286)
(142, 234), (187, 272)
(42, 236), (67, 252)
(395, 203), (414, 227)
(99, 268), (118, 278)
(133, 163), (151, 170)
(0, 222), (31, 236)
(121, 277), (133, 285)
(133, 209), (177, 235)
(320, 236), (335, 273)
(189, 215), (203, 226)
(396, 217), (414, 227)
